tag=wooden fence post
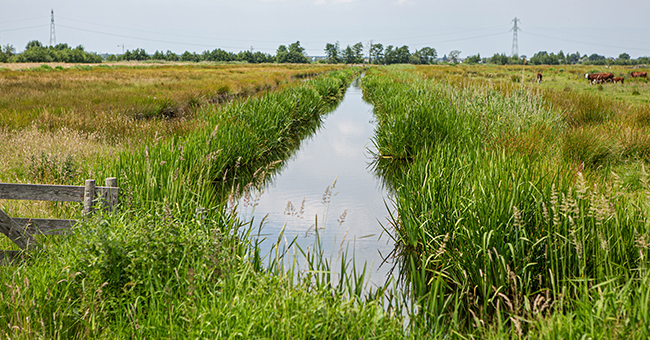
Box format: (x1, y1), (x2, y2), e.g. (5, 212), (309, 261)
(103, 177), (118, 212)
(84, 179), (95, 216)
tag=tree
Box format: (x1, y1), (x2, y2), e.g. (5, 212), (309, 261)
(180, 51), (195, 62)
(586, 53), (607, 65)
(341, 42), (363, 64)
(414, 47), (437, 64)
(448, 50), (461, 63)
(276, 41), (309, 63)
(369, 43), (383, 64)
(488, 53), (509, 65)
(568, 51), (581, 64)
(0, 44), (15, 62)
(165, 50), (179, 61)
(352, 42), (364, 63)
(25, 40), (43, 50)
(152, 50), (165, 60)
(342, 45), (355, 64)
(557, 50), (566, 64)
(3, 44), (15, 56)
(324, 42), (341, 64)
(464, 53), (481, 64)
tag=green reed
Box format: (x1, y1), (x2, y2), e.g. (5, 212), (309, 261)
(361, 67), (650, 337)
(1, 67), (411, 338)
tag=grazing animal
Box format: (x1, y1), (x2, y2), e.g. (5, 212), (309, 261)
(585, 72), (614, 84)
(536, 72), (543, 83)
(613, 77), (624, 84)
(631, 71), (648, 78)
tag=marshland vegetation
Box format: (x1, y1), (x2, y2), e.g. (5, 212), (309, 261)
(361, 64), (650, 337)
(2, 62), (650, 338)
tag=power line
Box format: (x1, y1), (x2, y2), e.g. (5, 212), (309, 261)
(0, 16), (49, 26)
(0, 24), (49, 33)
(56, 24), (274, 52)
(522, 31), (650, 53)
(406, 31), (510, 47)
(56, 16), (288, 45)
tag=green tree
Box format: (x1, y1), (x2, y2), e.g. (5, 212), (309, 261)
(165, 50), (179, 61)
(324, 42), (341, 64)
(352, 42), (364, 63)
(25, 40), (43, 50)
(180, 51), (195, 62)
(414, 47), (437, 64)
(276, 41), (309, 63)
(448, 50), (461, 63)
(152, 50), (165, 60)
(369, 43), (383, 64)
(488, 53), (509, 65)
(568, 51), (581, 64)
(464, 53), (481, 64)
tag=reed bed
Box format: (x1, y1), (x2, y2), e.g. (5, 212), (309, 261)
(1, 67), (412, 338)
(361, 67), (650, 337)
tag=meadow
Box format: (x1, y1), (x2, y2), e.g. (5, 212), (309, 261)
(361, 64), (650, 337)
(0, 63), (341, 220)
(2, 62), (650, 338)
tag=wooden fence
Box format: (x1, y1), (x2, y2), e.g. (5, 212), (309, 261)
(0, 178), (118, 262)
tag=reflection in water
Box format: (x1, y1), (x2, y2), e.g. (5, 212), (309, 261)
(236, 81), (396, 288)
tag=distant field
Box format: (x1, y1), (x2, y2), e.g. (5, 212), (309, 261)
(413, 64), (650, 106)
(0, 63), (343, 217)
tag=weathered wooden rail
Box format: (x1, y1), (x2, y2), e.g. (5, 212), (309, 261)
(0, 178), (118, 263)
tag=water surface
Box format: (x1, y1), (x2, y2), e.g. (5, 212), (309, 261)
(237, 81), (395, 287)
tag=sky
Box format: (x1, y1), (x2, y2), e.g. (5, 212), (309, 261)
(1, 0), (649, 59)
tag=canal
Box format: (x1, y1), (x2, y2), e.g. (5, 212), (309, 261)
(237, 79), (395, 288)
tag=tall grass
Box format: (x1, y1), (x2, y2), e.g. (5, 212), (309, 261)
(0, 67), (413, 338)
(361, 67), (650, 337)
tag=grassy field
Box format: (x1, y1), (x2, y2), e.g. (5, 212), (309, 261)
(0, 63), (343, 220)
(360, 64), (650, 338)
(0, 65), (417, 338)
(3, 62), (650, 338)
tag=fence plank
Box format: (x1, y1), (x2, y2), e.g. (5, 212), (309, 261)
(13, 218), (76, 235)
(0, 183), (84, 202)
(0, 208), (37, 250)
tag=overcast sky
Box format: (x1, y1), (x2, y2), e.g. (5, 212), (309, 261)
(1, 0), (649, 59)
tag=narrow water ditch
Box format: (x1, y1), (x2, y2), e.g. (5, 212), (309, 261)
(236, 80), (395, 288)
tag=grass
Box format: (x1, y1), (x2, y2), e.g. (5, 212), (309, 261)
(360, 66), (650, 338)
(0, 66), (414, 338)
(4, 62), (649, 338)
(0, 64), (345, 219)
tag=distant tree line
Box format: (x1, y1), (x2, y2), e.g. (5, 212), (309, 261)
(322, 42), (439, 65)
(2, 39), (649, 66)
(484, 51), (650, 66)
(106, 41), (308, 64)
(0, 40), (102, 63)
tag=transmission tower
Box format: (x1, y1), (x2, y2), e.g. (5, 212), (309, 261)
(49, 9), (56, 46)
(511, 17), (520, 57)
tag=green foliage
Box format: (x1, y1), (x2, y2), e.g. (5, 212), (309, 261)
(26, 151), (79, 184)
(324, 42), (341, 64)
(370, 43), (384, 64)
(276, 41), (309, 63)
(360, 68), (650, 336)
(464, 53), (481, 64)
(8, 41), (102, 63)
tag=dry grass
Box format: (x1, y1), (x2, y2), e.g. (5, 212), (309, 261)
(0, 64), (343, 224)
(412, 64), (650, 173)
